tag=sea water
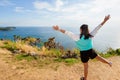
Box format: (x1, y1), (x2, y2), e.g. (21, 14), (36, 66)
(0, 27), (120, 52)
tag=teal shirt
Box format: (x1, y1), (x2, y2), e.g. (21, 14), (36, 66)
(75, 36), (93, 51)
(64, 24), (102, 51)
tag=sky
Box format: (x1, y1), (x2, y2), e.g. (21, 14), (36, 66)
(0, 0), (120, 27)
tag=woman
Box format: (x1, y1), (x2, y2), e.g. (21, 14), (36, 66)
(53, 15), (112, 80)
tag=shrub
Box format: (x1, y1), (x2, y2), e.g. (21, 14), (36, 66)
(54, 58), (80, 65)
(15, 54), (35, 61)
(45, 49), (62, 58)
(2, 41), (18, 51)
(116, 48), (120, 55)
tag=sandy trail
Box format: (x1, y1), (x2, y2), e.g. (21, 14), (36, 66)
(0, 49), (120, 80)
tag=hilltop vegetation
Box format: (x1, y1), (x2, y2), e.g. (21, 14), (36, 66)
(0, 36), (120, 80)
(0, 35), (120, 66)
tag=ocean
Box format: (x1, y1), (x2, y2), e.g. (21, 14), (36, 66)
(0, 27), (120, 52)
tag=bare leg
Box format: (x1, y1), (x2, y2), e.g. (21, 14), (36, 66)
(96, 55), (112, 67)
(83, 62), (88, 80)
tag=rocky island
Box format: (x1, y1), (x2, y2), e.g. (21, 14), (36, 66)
(0, 27), (16, 31)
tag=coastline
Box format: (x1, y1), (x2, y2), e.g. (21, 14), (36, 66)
(0, 27), (120, 52)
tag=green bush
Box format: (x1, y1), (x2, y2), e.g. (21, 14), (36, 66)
(54, 58), (80, 65)
(64, 58), (79, 64)
(99, 48), (120, 58)
(15, 54), (35, 61)
(46, 49), (62, 58)
(116, 49), (120, 55)
(2, 41), (18, 51)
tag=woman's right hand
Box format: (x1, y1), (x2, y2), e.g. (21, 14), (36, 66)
(101, 14), (110, 25)
(104, 15), (110, 22)
(53, 25), (59, 31)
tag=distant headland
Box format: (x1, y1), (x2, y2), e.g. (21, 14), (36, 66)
(0, 26), (16, 31)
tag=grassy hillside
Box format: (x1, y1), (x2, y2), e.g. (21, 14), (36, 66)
(0, 38), (120, 80)
(0, 37), (120, 66)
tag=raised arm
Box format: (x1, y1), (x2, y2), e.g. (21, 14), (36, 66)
(101, 15), (110, 25)
(52, 25), (79, 41)
(53, 25), (65, 33)
(90, 15), (110, 36)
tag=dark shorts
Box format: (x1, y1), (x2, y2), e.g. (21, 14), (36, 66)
(80, 49), (98, 63)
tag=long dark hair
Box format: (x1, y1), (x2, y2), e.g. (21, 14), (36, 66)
(80, 24), (92, 39)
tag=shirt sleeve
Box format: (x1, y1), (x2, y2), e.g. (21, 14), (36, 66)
(65, 31), (79, 41)
(90, 24), (102, 37)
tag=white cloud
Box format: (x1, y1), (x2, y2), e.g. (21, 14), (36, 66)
(55, 0), (64, 11)
(59, 0), (120, 19)
(0, 0), (14, 6)
(15, 7), (24, 12)
(26, 0), (119, 27)
(58, 0), (119, 15)
(89, 0), (120, 13)
(15, 7), (31, 13)
(33, 1), (51, 10)
(56, 0), (64, 7)
(7, 0), (120, 27)
(33, 0), (65, 12)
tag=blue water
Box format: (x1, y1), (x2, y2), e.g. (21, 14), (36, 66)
(0, 27), (120, 52)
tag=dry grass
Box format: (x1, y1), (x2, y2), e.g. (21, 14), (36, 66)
(0, 50), (120, 80)
(0, 40), (120, 80)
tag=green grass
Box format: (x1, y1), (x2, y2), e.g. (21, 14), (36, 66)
(2, 41), (18, 51)
(46, 48), (63, 58)
(15, 54), (35, 61)
(116, 49), (120, 55)
(1, 39), (120, 68)
(54, 58), (80, 65)
(64, 58), (80, 65)
(10, 47), (120, 67)
(99, 53), (116, 58)
(99, 48), (120, 58)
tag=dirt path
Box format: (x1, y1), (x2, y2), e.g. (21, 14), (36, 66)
(0, 49), (120, 80)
